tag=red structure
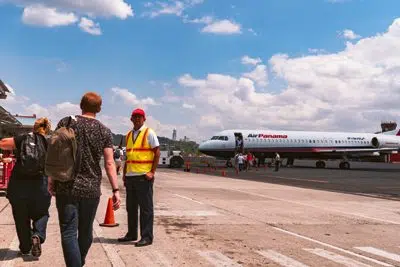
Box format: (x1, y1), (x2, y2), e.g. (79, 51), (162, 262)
(0, 158), (15, 190)
(389, 153), (400, 163)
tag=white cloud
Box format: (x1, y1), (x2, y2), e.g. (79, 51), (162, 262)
(201, 19), (241, 35)
(241, 55), (262, 66)
(308, 48), (327, 54)
(111, 87), (158, 107)
(143, 0), (202, 18)
(182, 103), (195, 109)
(15, 0), (133, 19)
(173, 18), (400, 140)
(22, 4), (78, 27)
(79, 17), (102, 35)
(340, 29), (361, 40)
(11, 0), (133, 34)
(242, 65), (268, 87)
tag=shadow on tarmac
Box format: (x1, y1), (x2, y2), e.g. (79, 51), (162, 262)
(0, 249), (39, 262)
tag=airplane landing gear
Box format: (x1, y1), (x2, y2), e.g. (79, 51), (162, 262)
(316, 160), (326, 168)
(286, 158), (295, 167)
(339, 161), (350, 169)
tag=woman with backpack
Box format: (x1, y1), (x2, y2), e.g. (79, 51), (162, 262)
(0, 117), (51, 258)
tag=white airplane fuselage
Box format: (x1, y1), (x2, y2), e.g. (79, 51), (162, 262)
(199, 129), (400, 167)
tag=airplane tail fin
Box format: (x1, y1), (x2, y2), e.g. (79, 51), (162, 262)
(378, 128), (400, 136)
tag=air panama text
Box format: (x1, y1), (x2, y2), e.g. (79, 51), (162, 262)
(248, 134), (288, 138)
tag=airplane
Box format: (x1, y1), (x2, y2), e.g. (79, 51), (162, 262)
(198, 128), (400, 169)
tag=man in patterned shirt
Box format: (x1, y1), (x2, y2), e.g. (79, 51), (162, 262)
(49, 92), (121, 267)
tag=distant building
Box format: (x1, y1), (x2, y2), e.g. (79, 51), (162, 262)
(0, 112), (37, 138)
(0, 80), (11, 99)
(172, 128), (177, 141)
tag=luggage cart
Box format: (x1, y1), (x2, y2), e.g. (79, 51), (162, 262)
(0, 159), (15, 191)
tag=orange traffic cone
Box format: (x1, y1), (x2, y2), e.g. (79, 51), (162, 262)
(99, 197), (119, 227)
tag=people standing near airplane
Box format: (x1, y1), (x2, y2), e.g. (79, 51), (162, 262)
(118, 108), (160, 247)
(51, 92), (121, 267)
(274, 152), (281, 172)
(237, 153), (244, 171)
(0, 117), (51, 257)
(247, 152), (253, 171)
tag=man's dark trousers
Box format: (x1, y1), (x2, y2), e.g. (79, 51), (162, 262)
(125, 175), (154, 242)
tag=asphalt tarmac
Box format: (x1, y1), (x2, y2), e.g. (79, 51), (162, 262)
(188, 159), (400, 201)
(1, 161), (400, 267)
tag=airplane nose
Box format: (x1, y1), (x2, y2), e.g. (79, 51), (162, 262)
(199, 141), (208, 153)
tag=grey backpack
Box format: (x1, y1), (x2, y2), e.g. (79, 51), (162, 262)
(45, 116), (77, 182)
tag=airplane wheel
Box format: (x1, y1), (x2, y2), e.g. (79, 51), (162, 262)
(316, 161), (326, 168)
(339, 162), (350, 169)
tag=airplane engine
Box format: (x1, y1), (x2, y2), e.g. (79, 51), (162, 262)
(371, 137), (400, 148)
(371, 137), (380, 148)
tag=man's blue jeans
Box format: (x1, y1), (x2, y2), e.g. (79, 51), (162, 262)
(55, 195), (99, 267)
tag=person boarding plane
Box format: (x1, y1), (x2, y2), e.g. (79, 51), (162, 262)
(198, 128), (400, 169)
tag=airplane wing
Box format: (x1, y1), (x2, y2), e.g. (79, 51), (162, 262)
(314, 147), (399, 153)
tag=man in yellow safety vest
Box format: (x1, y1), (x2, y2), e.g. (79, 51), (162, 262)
(118, 108), (160, 247)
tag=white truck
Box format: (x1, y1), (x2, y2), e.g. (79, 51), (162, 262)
(159, 149), (185, 168)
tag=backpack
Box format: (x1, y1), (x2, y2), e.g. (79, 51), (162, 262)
(45, 116), (78, 182)
(18, 132), (47, 177)
(114, 149), (121, 159)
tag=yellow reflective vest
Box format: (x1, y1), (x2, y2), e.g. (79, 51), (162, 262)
(125, 127), (154, 174)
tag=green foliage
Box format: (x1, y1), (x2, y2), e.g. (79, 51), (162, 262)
(112, 133), (199, 155)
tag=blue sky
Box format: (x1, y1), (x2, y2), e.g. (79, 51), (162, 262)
(1, 0), (400, 142)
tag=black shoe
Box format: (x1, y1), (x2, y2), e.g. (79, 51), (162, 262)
(135, 239), (152, 247)
(31, 235), (41, 257)
(118, 235), (137, 242)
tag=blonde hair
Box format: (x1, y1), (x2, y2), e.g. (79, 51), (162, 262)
(33, 117), (51, 135)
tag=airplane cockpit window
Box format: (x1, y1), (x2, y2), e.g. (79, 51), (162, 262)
(211, 136), (219, 140)
(218, 136), (229, 141)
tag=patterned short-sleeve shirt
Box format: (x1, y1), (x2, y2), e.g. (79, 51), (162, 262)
(54, 115), (113, 198)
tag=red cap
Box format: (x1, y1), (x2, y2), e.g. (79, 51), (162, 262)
(131, 108), (146, 120)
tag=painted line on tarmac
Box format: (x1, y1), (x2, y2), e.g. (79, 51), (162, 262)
(230, 188), (400, 225)
(138, 250), (172, 267)
(93, 218), (126, 267)
(355, 247), (400, 263)
(264, 175), (329, 184)
(272, 227), (392, 266)
(173, 193), (204, 204)
(197, 250), (242, 267)
(1, 235), (19, 267)
(156, 210), (219, 216)
(257, 250), (309, 267)
(304, 248), (372, 267)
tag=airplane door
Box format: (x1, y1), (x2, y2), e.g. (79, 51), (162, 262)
(234, 132), (244, 153)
